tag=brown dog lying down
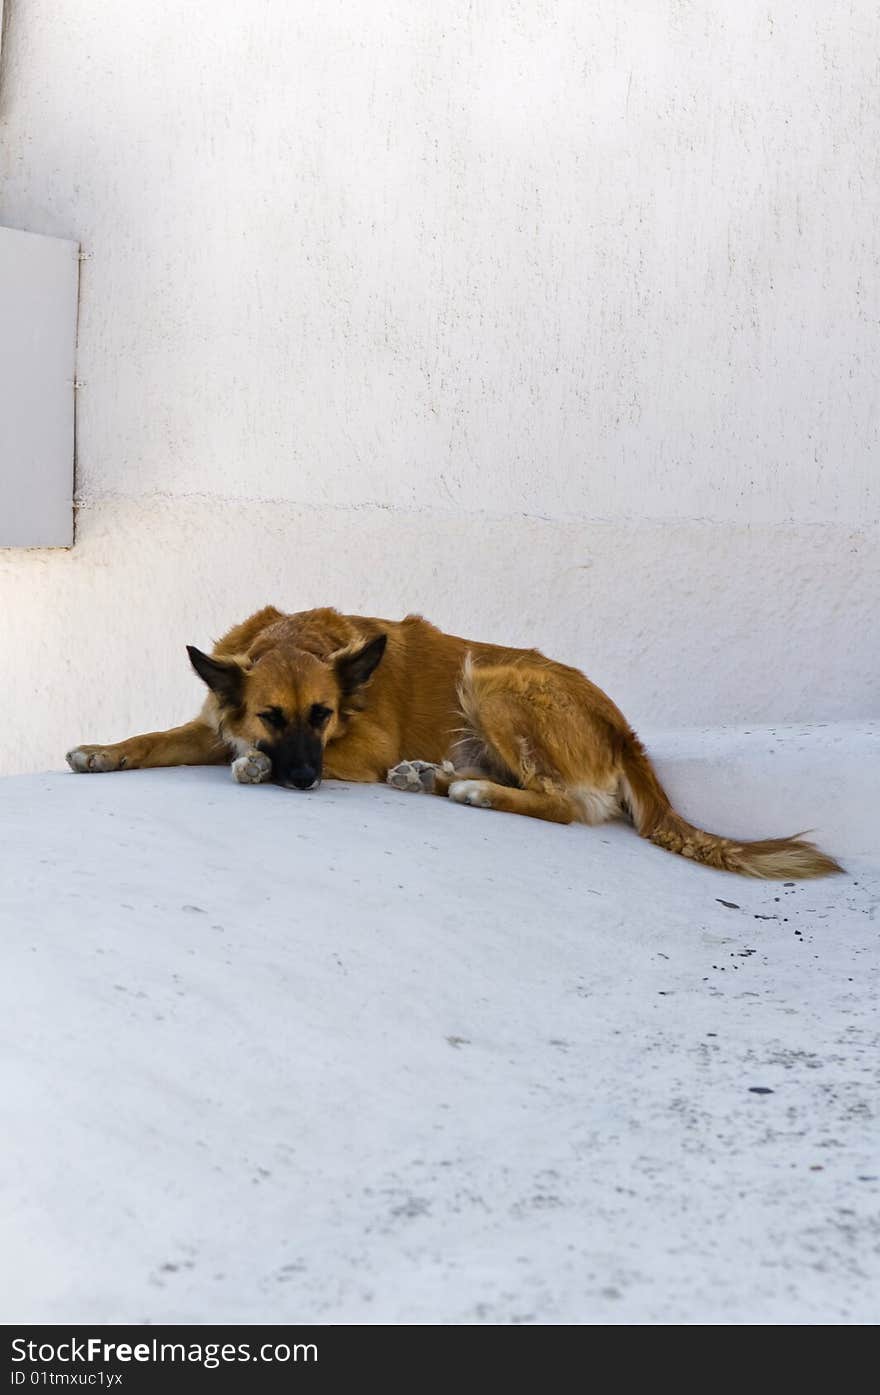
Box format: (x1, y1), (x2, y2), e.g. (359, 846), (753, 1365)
(67, 605), (842, 879)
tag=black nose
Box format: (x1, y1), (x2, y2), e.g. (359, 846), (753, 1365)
(288, 770), (318, 790)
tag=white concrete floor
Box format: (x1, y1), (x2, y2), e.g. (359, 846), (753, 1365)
(0, 725), (877, 1324)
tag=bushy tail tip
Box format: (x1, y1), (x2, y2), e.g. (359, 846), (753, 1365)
(621, 739), (844, 880)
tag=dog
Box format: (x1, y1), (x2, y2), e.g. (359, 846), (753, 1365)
(66, 605), (842, 879)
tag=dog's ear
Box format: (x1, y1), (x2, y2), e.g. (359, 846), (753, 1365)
(333, 633), (387, 696)
(187, 646), (246, 707)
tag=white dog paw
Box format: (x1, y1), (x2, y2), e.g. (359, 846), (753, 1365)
(66, 747), (119, 773)
(232, 750), (272, 785)
(448, 779), (494, 808)
(386, 759), (453, 793)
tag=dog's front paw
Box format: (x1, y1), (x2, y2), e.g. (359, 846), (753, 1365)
(386, 759), (453, 793)
(231, 750), (272, 785)
(66, 746), (122, 773)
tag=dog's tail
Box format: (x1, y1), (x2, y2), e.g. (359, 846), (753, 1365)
(619, 735), (843, 880)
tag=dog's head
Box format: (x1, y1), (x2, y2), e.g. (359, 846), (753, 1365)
(187, 633), (387, 789)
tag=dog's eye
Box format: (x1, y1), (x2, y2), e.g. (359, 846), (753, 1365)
(309, 704), (332, 728)
(258, 708), (286, 731)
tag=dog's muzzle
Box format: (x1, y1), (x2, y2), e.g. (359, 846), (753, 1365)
(282, 772), (321, 791)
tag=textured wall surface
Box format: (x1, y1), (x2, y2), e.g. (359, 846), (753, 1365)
(0, 1), (878, 773)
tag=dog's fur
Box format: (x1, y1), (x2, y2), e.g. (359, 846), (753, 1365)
(66, 606), (843, 879)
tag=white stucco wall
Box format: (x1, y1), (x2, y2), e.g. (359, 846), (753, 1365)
(0, 1), (878, 775)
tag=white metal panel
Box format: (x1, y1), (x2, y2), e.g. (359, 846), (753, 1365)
(0, 225), (79, 547)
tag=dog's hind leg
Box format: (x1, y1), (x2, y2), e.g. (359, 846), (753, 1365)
(446, 778), (578, 823)
(386, 757), (576, 821)
(430, 658), (616, 826)
(67, 721), (229, 773)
